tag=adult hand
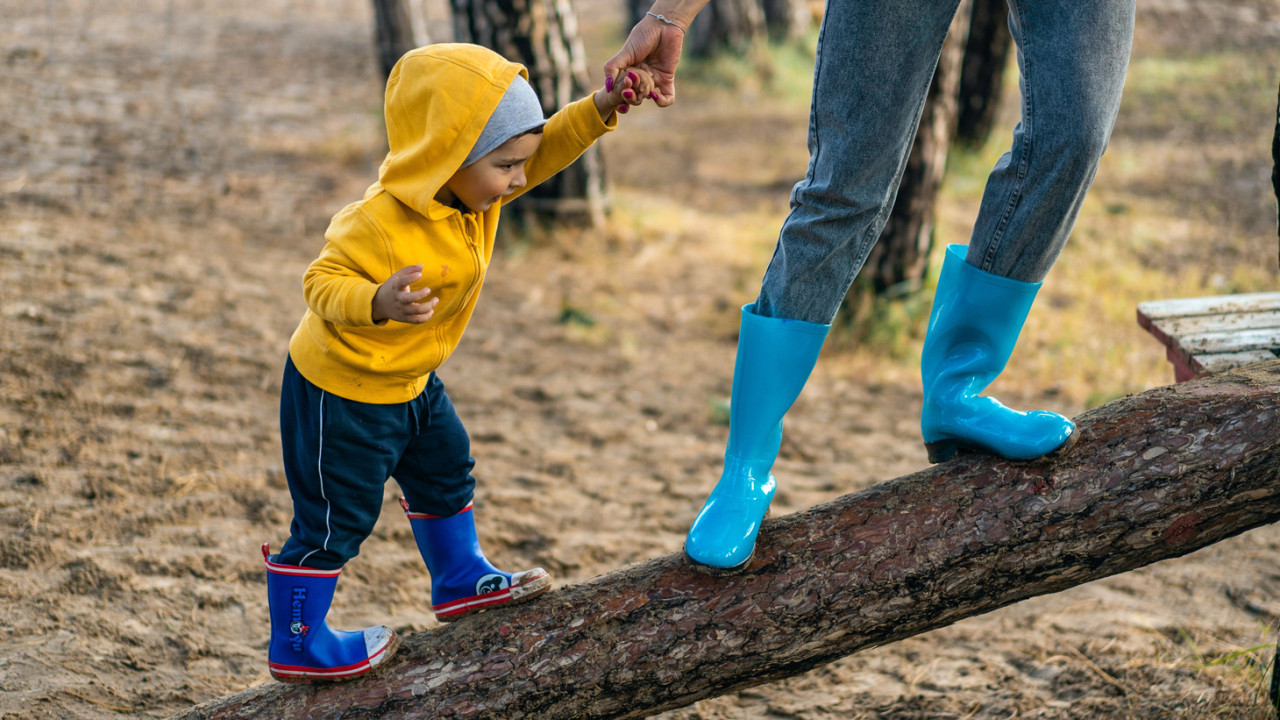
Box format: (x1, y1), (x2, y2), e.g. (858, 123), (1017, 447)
(603, 14), (687, 107)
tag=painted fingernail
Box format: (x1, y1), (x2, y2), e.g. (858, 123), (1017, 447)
(605, 76), (614, 92)
(618, 104), (629, 114)
(649, 91), (659, 101)
(628, 71), (637, 83)
(623, 90), (633, 100)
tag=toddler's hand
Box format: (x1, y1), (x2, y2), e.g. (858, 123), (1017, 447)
(600, 66), (656, 115)
(372, 265), (439, 324)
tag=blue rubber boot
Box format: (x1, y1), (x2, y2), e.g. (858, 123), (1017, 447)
(684, 303), (829, 573)
(263, 544), (398, 684)
(401, 499), (551, 622)
(920, 244), (1077, 463)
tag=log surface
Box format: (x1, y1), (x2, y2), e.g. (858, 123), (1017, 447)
(173, 361), (1280, 720)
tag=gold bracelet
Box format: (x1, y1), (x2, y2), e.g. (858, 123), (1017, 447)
(645, 11), (687, 33)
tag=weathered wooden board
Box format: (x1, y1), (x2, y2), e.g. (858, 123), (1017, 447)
(1137, 292), (1280, 382)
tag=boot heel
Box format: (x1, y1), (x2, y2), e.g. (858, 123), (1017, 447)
(925, 440), (959, 464)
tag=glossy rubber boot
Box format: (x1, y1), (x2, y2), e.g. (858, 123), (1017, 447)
(263, 544), (398, 684)
(401, 499), (551, 622)
(920, 244), (1077, 463)
(684, 303), (830, 573)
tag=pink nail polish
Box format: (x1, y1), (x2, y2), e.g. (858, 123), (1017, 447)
(623, 90), (633, 100)
(628, 71), (637, 83)
(649, 91), (659, 101)
(605, 76), (614, 92)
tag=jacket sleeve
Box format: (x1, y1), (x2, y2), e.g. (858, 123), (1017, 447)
(301, 205), (390, 327)
(509, 94), (618, 201)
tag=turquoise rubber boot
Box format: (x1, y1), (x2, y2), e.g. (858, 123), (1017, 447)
(920, 244), (1076, 463)
(684, 303), (829, 573)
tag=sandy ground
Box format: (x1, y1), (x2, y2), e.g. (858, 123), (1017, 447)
(2, 0), (1280, 718)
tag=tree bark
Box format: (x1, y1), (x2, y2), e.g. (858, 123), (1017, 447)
(372, 0), (427, 81)
(453, 0), (607, 226)
(955, 0), (1012, 148)
(1272, 80), (1278, 251)
(760, 0), (811, 42)
(1271, 85), (1280, 714)
(686, 0), (766, 57)
(172, 360), (1280, 720)
(846, 1), (970, 313)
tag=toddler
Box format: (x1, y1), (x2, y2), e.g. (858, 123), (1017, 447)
(262, 43), (653, 683)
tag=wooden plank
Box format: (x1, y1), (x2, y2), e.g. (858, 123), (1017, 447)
(1177, 327), (1280, 355)
(1194, 350), (1280, 374)
(1155, 309), (1280, 338)
(1136, 307), (1174, 346)
(1137, 292), (1280, 321)
(1136, 292), (1280, 382)
(1163, 344), (1199, 383)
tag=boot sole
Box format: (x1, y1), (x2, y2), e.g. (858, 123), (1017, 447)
(683, 545), (753, 576)
(680, 505), (774, 576)
(925, 427), (1080, 465)
(435, 571), (552, 623)
(269, 631), (402, 685)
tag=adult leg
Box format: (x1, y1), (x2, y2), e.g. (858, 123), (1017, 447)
(967, 0), (1136, 279)
(755, 0), (965, 324)
(685, 0), (962, 572)
(919, 0), (1135, 462)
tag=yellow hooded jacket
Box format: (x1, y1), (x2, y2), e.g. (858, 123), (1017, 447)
(288, 44), (616, 404)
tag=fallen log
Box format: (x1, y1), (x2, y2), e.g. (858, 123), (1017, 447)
(173, 360), (1280, 720)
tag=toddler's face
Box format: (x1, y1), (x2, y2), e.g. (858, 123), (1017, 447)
(440, 132), (543, 213)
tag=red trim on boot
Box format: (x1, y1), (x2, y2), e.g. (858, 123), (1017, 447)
(268, 637), (396, 683)
(399, 497), (474, 520)
(433, 568), (550, 620)
(261, 542), (341, 577)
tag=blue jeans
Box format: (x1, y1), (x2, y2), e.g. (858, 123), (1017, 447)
(276, 357), (476, 569)
(755, 0), (1135, 323)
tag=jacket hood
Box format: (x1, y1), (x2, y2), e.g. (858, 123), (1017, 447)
(377, 44), (529, 217)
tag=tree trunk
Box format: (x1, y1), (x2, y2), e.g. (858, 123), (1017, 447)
(171, 360), (1280, 720)
(452, 0), (607, 226)
(1272, 80), (1278, 250)
(955, 0), (1012, 148)
(1271, 84), (1280, 714)
(760, 0), (811, 42)
(845, 2), (970, 316)
(686, 0), (767, 57)
(372, 0), (427, 81)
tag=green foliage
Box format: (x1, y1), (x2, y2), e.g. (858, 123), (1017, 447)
(557, 304), (596, 328)
(708, 396), (732, 427)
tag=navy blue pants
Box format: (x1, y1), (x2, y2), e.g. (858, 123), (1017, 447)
(276, 356), (476, 569)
